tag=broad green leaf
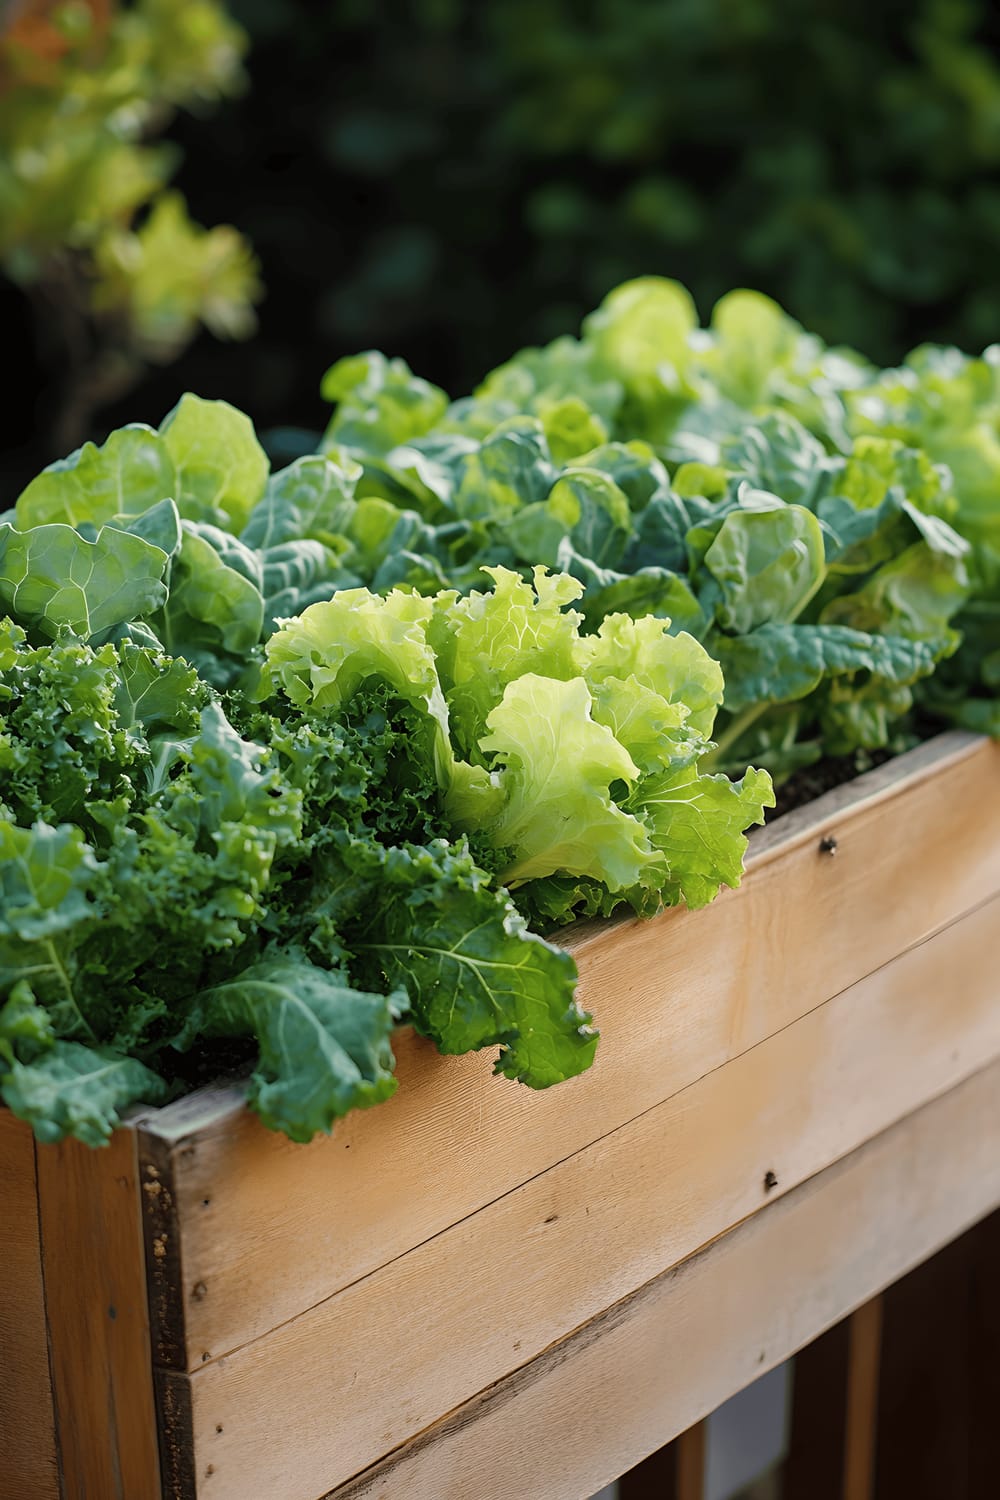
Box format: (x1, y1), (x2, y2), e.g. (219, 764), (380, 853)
(241, 454), (360, 550)
(821, 542), (969, 652)
(706, 290), (803, 406)
(702, 505), (827, 633)
(14, 425), (175, 530)
(1, 1041), (167, 1147)
(629, 764), (774, 909)
(153, 522), (264, 677)
(321, 352), (448, 455)
(715, 624), (938, 715)
(452, 417), (556, 521)
(0, 521), (169, 640)
(181, 954), (400, 1142)
(160, 393), (269, 530)
(350, 841), (595, 1089)
(722, 413), (833, 507)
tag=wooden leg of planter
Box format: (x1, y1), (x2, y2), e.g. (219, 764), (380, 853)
(873, 1209), (1000, 1500)
(842, 1296), (882, 1500)
(784, 1296), (883, 1500)
(618, 1419), (706, 1499)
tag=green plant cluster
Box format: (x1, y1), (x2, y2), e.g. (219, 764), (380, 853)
(1, 277), (997, 1149)
(0, 391), (770, 1146)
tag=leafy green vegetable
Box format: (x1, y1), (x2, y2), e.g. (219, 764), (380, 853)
(4, 270), (996, 1155)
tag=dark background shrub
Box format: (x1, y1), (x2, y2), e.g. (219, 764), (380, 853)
(9, 0), (1000, 477)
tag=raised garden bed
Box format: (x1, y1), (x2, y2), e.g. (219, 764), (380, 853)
(4, 728), (999, 1500)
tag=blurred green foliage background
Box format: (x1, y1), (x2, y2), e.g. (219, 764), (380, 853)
(8, 0), (1000, 467)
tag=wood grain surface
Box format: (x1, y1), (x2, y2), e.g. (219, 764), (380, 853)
(139, 733), (1000, 1373)
(174, 892), (1000, 1500)
(0, 1109), (58, 1500)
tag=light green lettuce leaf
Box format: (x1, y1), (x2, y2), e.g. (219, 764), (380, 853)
(160, 393), (269, 530)
(14, 424), (175, 530)
(574, 612), (724, 738)
(475, 674), (662, 891)
(431, 566), (584, 758)
(537, 395), (609, 462)
(628, 765), (774, 910)
(820, 542), (969, 652)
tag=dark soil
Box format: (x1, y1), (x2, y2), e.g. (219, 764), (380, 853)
(766, 749), (894, 822)
(166, 1037), (257, 1092)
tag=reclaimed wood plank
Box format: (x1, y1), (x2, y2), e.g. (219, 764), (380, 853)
(34, 1126), (161, 1500)
(139, 733), (1000, 1372)
(176, 891), (1000, 1500)
(326, 1056), (1000, 1500)
(0, 1109), (59, 1500)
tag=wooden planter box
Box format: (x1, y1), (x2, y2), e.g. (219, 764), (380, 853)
(5, 731), (1000, 1500)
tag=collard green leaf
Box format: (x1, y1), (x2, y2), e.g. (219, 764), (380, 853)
(0, 521), (169, 639)
(1, 1041), (167, 1147)
(321, 352), (449, 455)
(241, 454), (359, 550)
(715, 623), (938, 715)
(153, 522), (264, 679)
(452, 417), (555, 521)
(180, 954), (400, 1142)
(701, 505), (827, 633)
